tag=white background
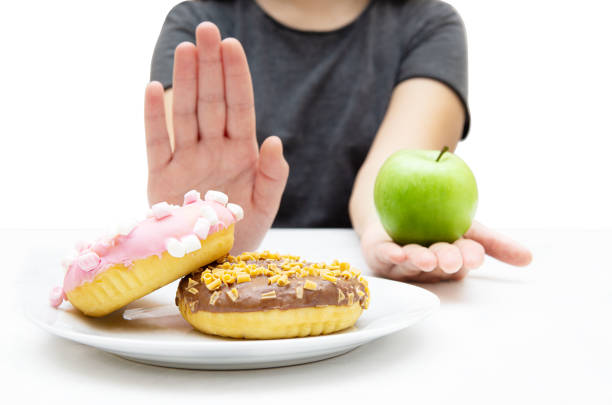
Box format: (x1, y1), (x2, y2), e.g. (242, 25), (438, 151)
(1, 0), (611, 230)
(1, 3), (610, 403)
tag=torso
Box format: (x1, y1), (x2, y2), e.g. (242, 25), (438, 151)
(152, 0), (466, 227)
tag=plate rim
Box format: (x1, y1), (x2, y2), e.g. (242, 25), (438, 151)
(25, 276), (439, 354)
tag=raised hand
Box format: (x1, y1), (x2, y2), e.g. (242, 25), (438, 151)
(361, 220), (532, 282)
(144, 22), (289, 253)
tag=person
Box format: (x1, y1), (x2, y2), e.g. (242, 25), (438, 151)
(144, 0), (532, 283)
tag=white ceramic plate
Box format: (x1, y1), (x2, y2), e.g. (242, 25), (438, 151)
(25, 276), (439, 370)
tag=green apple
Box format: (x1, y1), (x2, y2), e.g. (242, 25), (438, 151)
(374, 147), (478, 246)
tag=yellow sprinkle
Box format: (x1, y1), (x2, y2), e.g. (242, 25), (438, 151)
(296, 286), (304, 299)
(337, 289), (346, 303)
(206, 278), (222, 291)
(304, 280), (318, 291)
(261, 291), (277, 300)
(239, 253), (256, 261)
(209, 291), (220, 305)
(277, 274), (289, 286)
(222, 273), (235, 284)
(322, 272), (337, 284)
(236, 272), (251, 283)
(226, 288), (239, 302)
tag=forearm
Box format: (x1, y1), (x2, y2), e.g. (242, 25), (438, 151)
(349, 78), (465, 237)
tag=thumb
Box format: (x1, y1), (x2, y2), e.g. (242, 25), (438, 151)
(464, 220), (533, 266)
(253, 136), (289, 216)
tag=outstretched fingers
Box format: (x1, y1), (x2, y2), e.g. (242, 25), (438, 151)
(374, 241), (406, 267)
(196, 22), (226, 140)
(363, 226), (496, 282)
(453, 238), (485, 270)
(144, 81), (171, 172)
(429, 242), (463, 274)
(465, 221), (533, 266)
(403, 244), (437, 272)
(221, 38), (256, 140)
(172, 41), (199, 150)
(374, 243), (415, 280)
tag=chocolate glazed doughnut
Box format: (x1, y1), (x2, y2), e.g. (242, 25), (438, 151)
(176, 252), (370, 339)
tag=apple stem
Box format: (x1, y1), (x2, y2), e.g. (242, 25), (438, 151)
(436, 146), (449, 162)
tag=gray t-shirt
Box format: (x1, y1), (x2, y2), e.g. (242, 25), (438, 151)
(151, 0), (469, 228)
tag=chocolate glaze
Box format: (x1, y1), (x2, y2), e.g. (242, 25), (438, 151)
(176, 260), (369, 313)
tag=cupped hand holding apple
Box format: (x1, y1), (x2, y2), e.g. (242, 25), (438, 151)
(361, 219), (531, 282)
(362, 148), (532, 282)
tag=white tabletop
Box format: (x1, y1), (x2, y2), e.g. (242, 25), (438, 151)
(3, 228), (611, 404)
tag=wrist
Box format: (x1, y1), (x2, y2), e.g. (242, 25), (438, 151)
(360, 216), (385, 238)
(359, 218), (389, 253)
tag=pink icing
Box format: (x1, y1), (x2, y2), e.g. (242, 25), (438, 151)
(49, 287), (65, 308)
(92, 239), (112, 256)
(74, 240), (90, 252)
(77, 251), (101, 271)
(54, 194), (238, 305)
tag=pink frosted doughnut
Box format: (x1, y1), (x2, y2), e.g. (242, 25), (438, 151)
(50, 190), (243, 317)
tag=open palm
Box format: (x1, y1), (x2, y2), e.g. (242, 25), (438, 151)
(361, 220), (532, 282)
(144, 22), (288, 254)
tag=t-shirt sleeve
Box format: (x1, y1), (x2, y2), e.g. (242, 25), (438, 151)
(150, 1), (203, 89)
(396, 1), (470, 138)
